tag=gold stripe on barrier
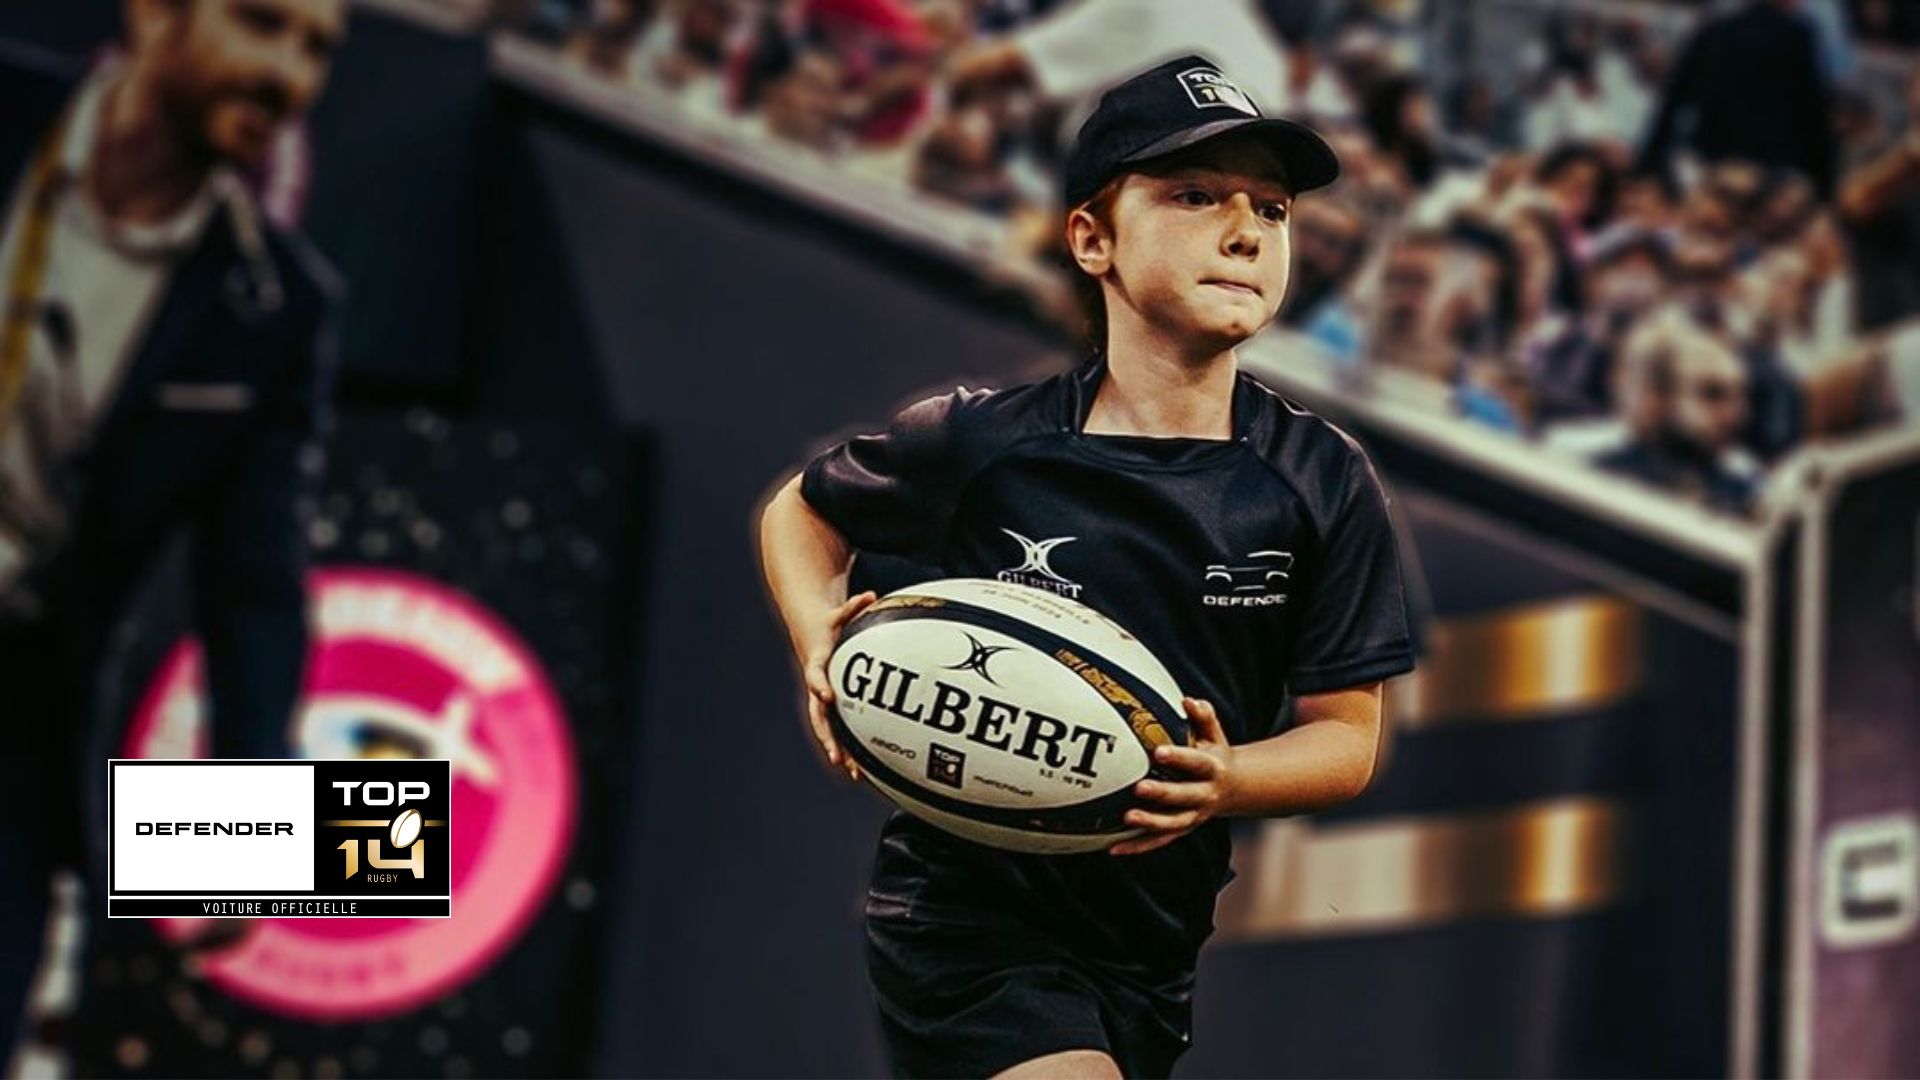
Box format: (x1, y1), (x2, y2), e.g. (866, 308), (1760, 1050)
(1391, 597), (1644, 729)
(1214, 797), (1631, 941)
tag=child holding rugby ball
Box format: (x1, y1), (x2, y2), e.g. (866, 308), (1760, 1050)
(758, 56), (1416, 1080)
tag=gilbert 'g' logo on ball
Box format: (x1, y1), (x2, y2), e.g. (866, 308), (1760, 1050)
(944, 631), (1015, 685)
(1177, 67), (1258, 116)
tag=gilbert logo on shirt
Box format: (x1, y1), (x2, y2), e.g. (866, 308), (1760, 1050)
(1177, 67), (1259, 117)
(996, 529), (1083, 599)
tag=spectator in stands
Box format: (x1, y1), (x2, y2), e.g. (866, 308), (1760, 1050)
(1611, 171), (1678, 232)
(729, 0), (805, 113)
(565, 0), (655, 81)
(1636, 0), (1836, 198)
(912, 94), (1022, 211)
(1355, 226), (1452, 377)
(1359, 72), (1441, 189)
(1528, 228), (1671, 423)
(761, 45), (845, 148)
(1326, 0), (1422, 74)
(1596, 309), (1760, 515)
(1780, 210), (1855, 363)
(1267, 0), (1357, 124)
(1283, 190), (1370, 331)
(1754, 171), (1817, 246)
(798, 0), (938, 146)
(1520, 11), (1624, 150)
(1534, 141), (1618, 239)
(943, 0), (1312, 118)
(1679, 160), (1765, 265)
(1838, 67), (1920, 329)
(1850, 0), (1920, 46)
(1497, 196), (1580, 340)
(732, 0), (940, 150)
(630, 0), (740, 111)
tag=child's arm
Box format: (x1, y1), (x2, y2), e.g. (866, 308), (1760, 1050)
(757, 472), (876, 781)
(1109, 683), (1384, 856)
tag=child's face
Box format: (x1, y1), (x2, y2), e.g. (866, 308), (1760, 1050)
(1084, 137), (1296, 351)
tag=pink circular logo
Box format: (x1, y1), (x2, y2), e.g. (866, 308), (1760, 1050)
(125, 566), (578, 1021)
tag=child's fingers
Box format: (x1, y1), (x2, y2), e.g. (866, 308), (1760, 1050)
(807, 694), (843, 765)
(1124, 807), (1202, 833)
(1182, 697), (1227, 744)
(831, 590), (878, 629)
(1132, 778), (1214, 808)
(805, 660), (835, 705)
(1110, 830), (1187, 856)
(1152, 745), (1222, 778)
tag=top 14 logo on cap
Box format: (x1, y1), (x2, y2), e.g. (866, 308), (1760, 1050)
(1178, 67), (1259, 116)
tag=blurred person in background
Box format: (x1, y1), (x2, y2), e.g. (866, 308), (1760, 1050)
(1492, 196), (1578, 348)
(563, 0), (655, 82)
(728, 0), (939, 149)
(1352, 225), (1450, 375)
(795, 0), (938, 146)
(1636, 0), (1836, 198)
(1519, 11), (1609, 149)
(1596, 307), (1760, 515)
(1530, 227), (1671, 425)
(941, 0), (1340, 122)
(1610, 170), (1678, 232)
(761, 44), (845, 147)
(1754, 208), (1856, 377)
(1445, 74), (1512, 163)
(1532, 140), (1618, 244)
(1268, 0), (1356, 124)
(1518, 12), (1659, 151)
(0, 0), (345, 1057)
(912, 87), (1023, 210)
(1281, 188), (1368, 332)
(1358, 71), (1441, 189)
(1838, 66), (1920, 330)
(626, 0), (740, 111)
(1849, 0), (1919, 47)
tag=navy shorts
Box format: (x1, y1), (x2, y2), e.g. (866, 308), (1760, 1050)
(865, 909), (1193, 1079)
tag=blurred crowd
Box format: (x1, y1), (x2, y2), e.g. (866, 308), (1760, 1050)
(504, 0), (1920, 519)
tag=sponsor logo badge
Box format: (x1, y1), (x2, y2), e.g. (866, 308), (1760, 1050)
(1177, 67), (1259, 116)
(927, 744), (967, 789)
(123, 567), (577, 1021)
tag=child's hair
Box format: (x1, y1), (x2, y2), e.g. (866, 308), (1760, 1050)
(1067, 175), (1128, 353)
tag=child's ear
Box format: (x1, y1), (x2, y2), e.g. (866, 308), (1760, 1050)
(1066, 207), (1114, 277)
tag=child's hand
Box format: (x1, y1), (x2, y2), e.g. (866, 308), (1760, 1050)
(799, 590), (878, 783)
(1110, 697), (1238, 856)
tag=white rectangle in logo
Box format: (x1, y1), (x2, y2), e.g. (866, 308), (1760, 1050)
(112, 763), (316, 892)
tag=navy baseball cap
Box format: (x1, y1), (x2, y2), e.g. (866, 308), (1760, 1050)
(1063, 55), (1341, 208)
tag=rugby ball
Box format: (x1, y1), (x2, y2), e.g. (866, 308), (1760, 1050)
(828, 578), (1189, 854)
(389, 807), (423, 850)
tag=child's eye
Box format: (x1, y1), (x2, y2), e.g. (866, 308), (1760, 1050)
(1174, 189), (1215, 207)
(1259, 202), (1289, 224)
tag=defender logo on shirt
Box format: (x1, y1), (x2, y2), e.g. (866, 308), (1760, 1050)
(1203, 550), (1292, 607)
(996, 529), (1083, 599)
(1177, 67), (1259, 117)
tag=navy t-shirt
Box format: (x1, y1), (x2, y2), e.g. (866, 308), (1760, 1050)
(801, 357), (1416, 977)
